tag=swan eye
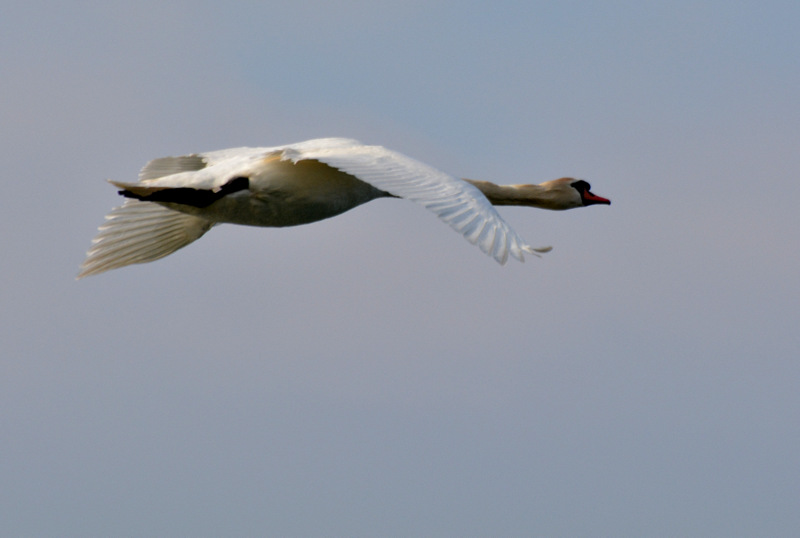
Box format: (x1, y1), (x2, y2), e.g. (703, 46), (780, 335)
(570, 180), (591, 193)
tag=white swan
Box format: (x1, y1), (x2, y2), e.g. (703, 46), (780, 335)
(78, 138), (609, 277)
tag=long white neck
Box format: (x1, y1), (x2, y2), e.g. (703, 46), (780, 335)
(463, 178), (578, 210)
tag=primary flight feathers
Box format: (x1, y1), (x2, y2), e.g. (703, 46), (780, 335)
(79, 138), (609, 278)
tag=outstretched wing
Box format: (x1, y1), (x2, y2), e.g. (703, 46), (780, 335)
(77, 199), (213, 278)
(279, 139), (549, 264)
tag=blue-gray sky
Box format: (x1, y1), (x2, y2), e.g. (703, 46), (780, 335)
(2, 1), (799, 535)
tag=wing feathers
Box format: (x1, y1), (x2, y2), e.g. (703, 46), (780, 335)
(78, 200), (213, 278)
(139, 154), (207, 181)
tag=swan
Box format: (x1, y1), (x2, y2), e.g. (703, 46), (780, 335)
(78, 138), (609, 278)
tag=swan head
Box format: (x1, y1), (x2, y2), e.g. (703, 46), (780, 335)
(536, 177), (611, 209)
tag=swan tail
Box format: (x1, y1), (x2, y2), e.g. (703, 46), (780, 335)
(78, 198), (214, 278)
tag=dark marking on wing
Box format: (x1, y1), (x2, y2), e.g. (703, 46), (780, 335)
(119, 176), (250, 208)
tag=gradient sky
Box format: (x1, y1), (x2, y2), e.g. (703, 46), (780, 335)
(2, 1), (799, 536)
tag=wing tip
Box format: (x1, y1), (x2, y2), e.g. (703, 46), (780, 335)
(499, 244), (552, 265)
(522, 245), (553, 259)
(529, 245), (553, 255)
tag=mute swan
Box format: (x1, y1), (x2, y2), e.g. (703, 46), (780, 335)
(78, 138), (609, 277)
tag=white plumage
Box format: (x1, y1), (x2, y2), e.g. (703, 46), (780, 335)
(79, 138), (609, 278)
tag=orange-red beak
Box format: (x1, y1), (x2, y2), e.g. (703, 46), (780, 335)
(583, 190), (611, 205)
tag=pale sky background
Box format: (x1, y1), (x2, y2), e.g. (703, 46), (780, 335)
(2, 1), (799, 536)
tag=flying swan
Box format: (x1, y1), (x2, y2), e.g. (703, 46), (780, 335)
(78, 138), (610, 277)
